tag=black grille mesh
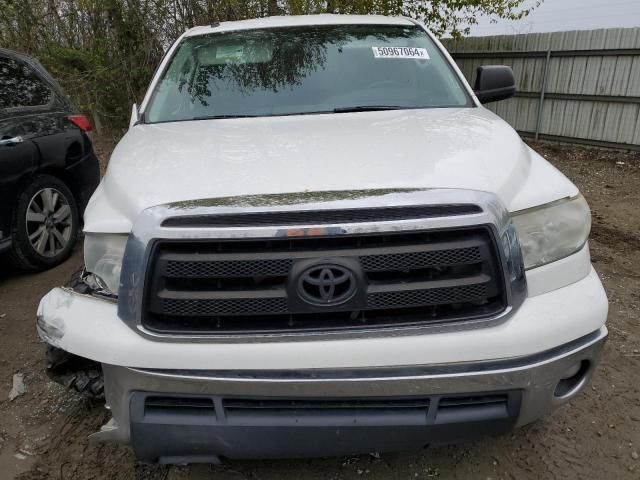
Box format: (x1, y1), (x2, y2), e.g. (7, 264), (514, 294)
(162, 297), (288, 316)
(165, 259), (293, 278)
(360, 247), (482, 272)
(164, 248), (482, 278)
(367, 284), (488, 309)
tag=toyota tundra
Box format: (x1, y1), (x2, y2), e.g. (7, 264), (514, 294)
(36, 15), (608, 463)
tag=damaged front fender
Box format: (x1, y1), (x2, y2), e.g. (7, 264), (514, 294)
(37, 288), (72, 347)
(38, 269), (109, 399)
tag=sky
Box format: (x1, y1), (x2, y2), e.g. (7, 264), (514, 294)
(466, 0), (640, 37)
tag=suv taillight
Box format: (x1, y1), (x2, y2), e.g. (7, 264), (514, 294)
(67, 115), (93, 132)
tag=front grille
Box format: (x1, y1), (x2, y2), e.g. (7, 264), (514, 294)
(142, 226), (507, 335)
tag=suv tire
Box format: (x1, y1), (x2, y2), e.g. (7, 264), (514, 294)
(9, 174), (79, 270)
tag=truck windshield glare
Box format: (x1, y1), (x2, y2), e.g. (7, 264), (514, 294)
(145, 24), (471, 122)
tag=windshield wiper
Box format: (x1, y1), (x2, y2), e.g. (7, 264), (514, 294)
(192, 114), (260, 120)
(190, 108), (404, 120)
(333, 105), (405, 113)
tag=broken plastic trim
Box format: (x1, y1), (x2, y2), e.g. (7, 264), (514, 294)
(67, 266), (118, 301)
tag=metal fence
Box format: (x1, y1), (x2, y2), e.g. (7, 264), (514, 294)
(443, 28), (640, 150)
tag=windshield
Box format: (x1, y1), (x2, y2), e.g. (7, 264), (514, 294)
(145, 24), (472, 123)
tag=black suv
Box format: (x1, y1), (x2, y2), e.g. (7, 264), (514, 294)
(0, 48), (99, 271)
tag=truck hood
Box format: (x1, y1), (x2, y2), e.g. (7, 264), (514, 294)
(86, 107), (577, 233)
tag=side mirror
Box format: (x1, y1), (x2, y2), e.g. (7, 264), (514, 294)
(129, 103), (139, 129)
(473, 65), (516, 104)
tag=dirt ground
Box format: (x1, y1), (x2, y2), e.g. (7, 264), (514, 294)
(0, 139), (639, 480)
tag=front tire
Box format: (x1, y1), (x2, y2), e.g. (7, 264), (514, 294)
(9, 175), (79, 270)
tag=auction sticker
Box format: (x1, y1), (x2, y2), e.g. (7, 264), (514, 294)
(372, 47), (430, 59)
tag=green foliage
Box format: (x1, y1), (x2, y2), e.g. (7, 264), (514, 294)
(0, 0), (538, 130)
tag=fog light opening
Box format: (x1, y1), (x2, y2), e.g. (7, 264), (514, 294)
(554, 360), (591, 399)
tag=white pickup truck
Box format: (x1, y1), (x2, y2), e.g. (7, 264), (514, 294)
(37, 15), (608, 463)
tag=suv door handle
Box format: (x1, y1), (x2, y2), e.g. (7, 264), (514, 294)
(0, 136), (24, 146)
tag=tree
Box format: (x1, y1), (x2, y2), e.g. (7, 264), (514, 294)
(280, 1), (541, 38)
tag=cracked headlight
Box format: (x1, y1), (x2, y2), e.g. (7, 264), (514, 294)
(84, 233), (128, 295)
(512, 195), (591, 270)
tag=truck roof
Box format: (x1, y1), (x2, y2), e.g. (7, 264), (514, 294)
(185, 14), (416, 37)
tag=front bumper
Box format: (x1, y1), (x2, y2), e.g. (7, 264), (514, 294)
(37, 256), (609, 461)
(95, 327), (606, 462)
(36, 266), (608, 370)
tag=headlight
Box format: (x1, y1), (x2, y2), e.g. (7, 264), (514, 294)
(84, 233), (128, 295)
(512, 195), (591, 270)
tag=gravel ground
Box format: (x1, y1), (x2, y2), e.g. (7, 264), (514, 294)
(0, 139), (638, 480)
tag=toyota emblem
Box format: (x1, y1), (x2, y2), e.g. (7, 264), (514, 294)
(296, 264), (357, 306)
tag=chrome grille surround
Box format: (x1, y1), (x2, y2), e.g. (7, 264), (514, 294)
(117, 188), (527, 342)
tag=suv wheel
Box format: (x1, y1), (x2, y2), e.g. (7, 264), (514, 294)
(9, 175), (79, 270)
